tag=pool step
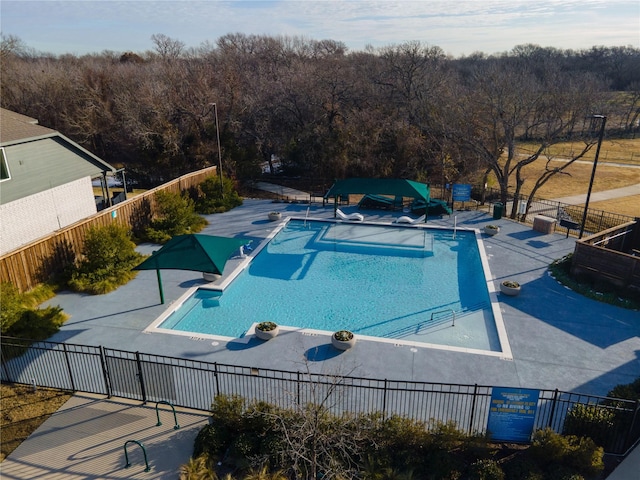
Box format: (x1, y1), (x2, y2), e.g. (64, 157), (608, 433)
(384, 302), (491, 339)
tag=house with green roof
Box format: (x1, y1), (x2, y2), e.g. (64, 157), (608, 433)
(0, 108), (116, 255)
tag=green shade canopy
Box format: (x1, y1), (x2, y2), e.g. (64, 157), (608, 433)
(324, 178), (430, 202)
(134, 234), (250, 275)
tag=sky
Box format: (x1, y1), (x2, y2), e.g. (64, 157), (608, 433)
(1, 0), (639, 57)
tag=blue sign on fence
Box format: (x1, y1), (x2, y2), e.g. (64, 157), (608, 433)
(452, 183), (472, 202)
(487, 387), (540, 442)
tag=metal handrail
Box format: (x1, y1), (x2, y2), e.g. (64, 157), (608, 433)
(431, 308), (456, 327)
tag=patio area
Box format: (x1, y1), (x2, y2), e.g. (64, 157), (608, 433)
(40, 199), (639, 396)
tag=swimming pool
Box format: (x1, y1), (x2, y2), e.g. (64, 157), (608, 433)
(149, 219), (510, 356)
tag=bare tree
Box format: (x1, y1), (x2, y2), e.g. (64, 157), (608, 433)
(453, 58), (605, 218)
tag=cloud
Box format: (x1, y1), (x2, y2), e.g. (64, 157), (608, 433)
(1, 0), (637, 56)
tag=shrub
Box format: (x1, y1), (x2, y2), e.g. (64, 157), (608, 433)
(607, 377), (640, 402)
(5, 307), (67, 340)
(503, 456), (544, 480)
(194, 175), (243, 214)
(1, 282), (24, 333)
(68, 224), (144, 294)
(468, 459), (505, 480)
(529, 428), (604, 478)
(1, 282), (67, 341)
(178, 453), (215, 480)
(145, 190), (207, 243)
(193, 397), (604, 479)
(562, 403), (615, 447)
(193, 424), (225, 461)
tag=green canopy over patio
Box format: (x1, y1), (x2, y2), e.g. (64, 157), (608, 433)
(134, 234), (250, 275)
(324, 178), (430, 202)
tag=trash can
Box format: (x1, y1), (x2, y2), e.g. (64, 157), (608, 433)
(493, 202), (504, 220)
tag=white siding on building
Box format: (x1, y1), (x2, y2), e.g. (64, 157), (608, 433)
(0, 176), (97, 255)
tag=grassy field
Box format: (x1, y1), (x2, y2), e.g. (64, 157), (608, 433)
(487, 139), (640, 217)
(518, 138), (640, 165)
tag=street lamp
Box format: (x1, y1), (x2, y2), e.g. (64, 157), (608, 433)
(209, 102), (224, 199)
(578, 115), (607, 239)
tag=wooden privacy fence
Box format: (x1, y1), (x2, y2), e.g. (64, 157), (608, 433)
(571, 220), (640, 292)
(0, 166), (217, 292)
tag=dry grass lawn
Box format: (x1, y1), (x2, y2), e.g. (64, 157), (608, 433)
(588, 195), (640, 218)
(1, 383), (72, 461)
(485, 139), (640, 216)
(518, 138), (640, 165)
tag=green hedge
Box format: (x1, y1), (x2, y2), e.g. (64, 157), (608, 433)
(189, 395), (605, 480)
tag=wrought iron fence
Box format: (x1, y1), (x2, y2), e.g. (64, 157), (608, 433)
(1, 336), (638, 455)
(469, 186), (635, 237)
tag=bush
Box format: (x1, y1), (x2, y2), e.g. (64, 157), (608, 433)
(68, 224), (144, 294)
(468, 459), (505, 480)
(562, 403), (615, 448)
(529, 428), (604, 478)
(5, 307), (67, 340)
(190, 397), (605, 479)
(145, 190), (207, 243)
(607, 377), (640, 402)
(194, 175), (243, 214)
(0, 282), (67, 341)
(178, 453), (216, 480)
(1, 282), (24, 333)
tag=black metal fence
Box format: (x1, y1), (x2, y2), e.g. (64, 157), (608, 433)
(2, 336), (638, 455)
(469, 186), (636, 237)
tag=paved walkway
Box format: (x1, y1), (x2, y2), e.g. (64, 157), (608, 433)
(553, 183), (640, 205)
(4, 197), (639, 478)
(1, 393), (210, 479)
(251, 181), (312, 202)
(606, 442), (640, 480)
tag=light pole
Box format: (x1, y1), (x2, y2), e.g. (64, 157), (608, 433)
(579, 115), (607, 239)
(209, 102), (224, 198)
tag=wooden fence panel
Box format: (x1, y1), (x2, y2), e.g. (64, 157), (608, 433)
(0, 167), (216, 292)
(571, 221), (640, 291)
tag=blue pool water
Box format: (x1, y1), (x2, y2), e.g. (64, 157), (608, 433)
(158, 220), (500, 351)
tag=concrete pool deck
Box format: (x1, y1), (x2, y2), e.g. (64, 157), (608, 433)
(40, 199), (639, 395)
(4, 199), (639, 478)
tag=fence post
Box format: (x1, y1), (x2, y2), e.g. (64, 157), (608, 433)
(213, 362), (220, 397)
(469, 384), (478, 434)
(623, 400), (640, 453)
(382, 379), (388, 420)
(62, 343), (76, 392)
(547, 389), (559, 429)
(297, 371), (301, 406)
(99, 346), (112, 398)
(135, 351), (148, 403)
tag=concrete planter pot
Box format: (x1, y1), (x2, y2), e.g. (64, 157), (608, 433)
(500, 281), (521, 296)
(331, 330), (356, 350)
(484, 225), (500, 236)
(255, 322), (279, 340)
(268, 212), (282, 221)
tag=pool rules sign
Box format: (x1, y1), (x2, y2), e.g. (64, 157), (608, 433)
(487, 387), (540, 442)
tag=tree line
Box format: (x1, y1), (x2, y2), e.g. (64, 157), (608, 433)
(2, 33), (639, 213)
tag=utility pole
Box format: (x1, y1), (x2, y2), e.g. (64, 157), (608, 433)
(579, 115), (607, 239)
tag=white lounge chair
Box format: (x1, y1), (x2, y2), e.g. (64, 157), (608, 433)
(336, 208), (364, 222)
(393, 214), (426, 224)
